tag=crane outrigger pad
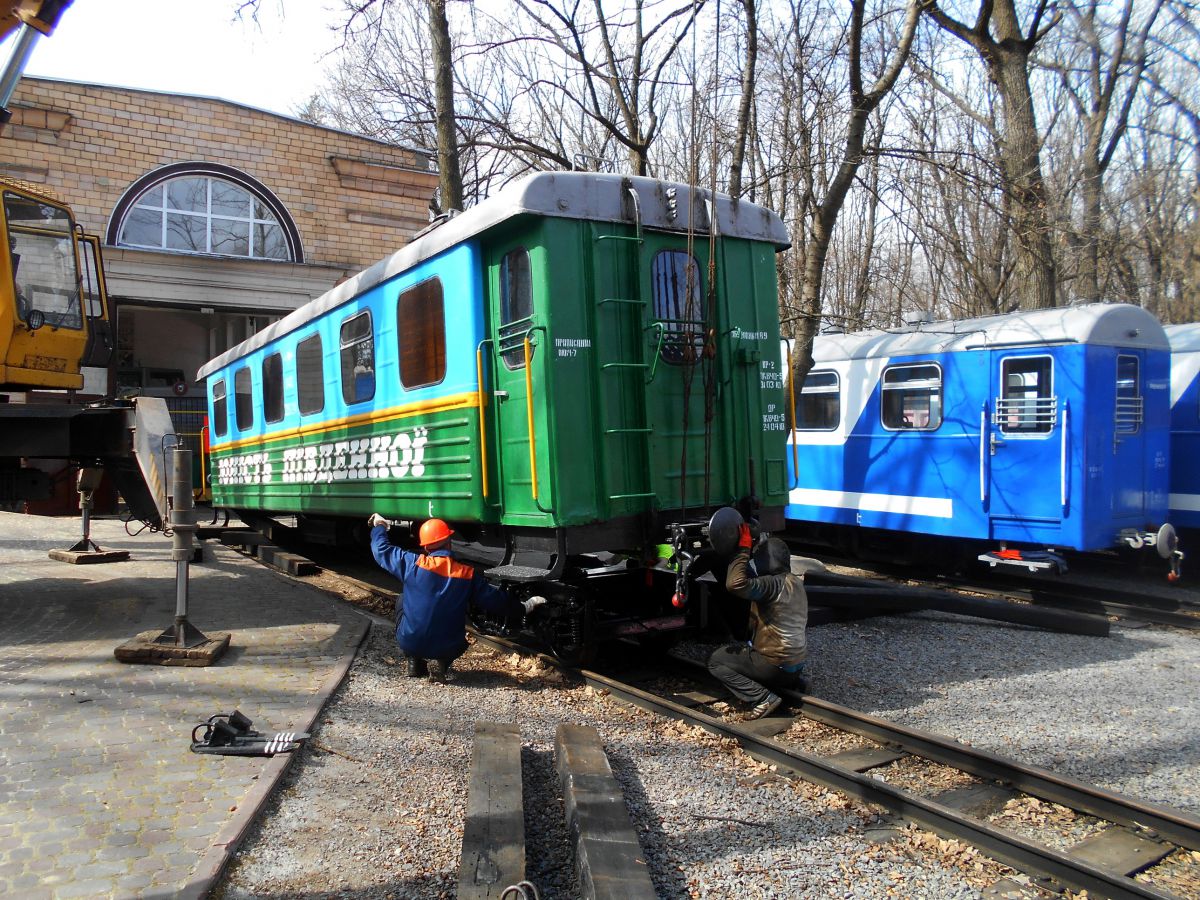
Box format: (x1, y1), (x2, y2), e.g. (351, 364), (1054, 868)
(114, 627), (231, 666)
(190, 711), (310, 757)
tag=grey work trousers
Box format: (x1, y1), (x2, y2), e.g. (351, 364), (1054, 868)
(708, 642), (803, 705)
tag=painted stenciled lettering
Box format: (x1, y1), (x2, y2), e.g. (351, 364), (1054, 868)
(762, 412), (787, 432)
(215, 427), (430, 487)
(555, 337), (591, 359)
(760, 358), (783, 391)
(732, 327), (770, 342)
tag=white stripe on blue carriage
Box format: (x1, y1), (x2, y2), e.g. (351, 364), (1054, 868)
(783, 303), (1178, 564)
(788, 487), (954, 519)
(1166, 323), (1200, 530)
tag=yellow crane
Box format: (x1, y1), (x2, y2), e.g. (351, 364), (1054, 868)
(0, 1), (169, 530)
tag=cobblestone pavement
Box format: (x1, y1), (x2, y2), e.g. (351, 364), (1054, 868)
(0, 511), (369, 899)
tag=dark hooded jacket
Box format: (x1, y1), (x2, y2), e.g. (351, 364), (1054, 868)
(725, 545), (810, 667)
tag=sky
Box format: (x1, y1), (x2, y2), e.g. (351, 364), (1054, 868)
(12, 1), (347, 118)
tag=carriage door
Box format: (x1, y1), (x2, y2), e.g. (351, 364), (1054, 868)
(487, 237), (545, 522)
(1112, 353), (1146, 518)
(988, 355), (1062, 528)
(642, 241), (714, 510)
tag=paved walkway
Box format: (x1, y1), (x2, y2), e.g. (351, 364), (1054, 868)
(0, 511), (370, 899)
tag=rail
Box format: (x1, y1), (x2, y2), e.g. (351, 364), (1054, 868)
(472, 633), (1200, 900)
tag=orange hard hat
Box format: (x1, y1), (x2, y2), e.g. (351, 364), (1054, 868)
(418, 518), (454, 547)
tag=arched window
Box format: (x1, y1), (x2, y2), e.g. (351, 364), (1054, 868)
(109, 163), (302, 262)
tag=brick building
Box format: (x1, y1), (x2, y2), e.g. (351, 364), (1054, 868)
(0, 76), (438, 398)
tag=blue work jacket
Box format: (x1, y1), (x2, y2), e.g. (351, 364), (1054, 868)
(370, 525), (510, 660)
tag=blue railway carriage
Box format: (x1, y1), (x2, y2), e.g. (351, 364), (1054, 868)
(784, 304), (1181, 575)
(1167, 323), (1200, 532)
(197, 172), (791, 660)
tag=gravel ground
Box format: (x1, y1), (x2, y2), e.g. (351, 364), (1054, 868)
(213, 563), (1200, 899)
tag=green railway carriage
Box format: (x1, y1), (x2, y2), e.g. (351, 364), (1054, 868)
(197, 172), (791, 657)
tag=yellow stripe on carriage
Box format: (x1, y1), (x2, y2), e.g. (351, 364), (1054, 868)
(208, 391), (481, 453)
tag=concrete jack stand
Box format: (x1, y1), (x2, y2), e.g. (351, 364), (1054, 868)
(115, 448), (231, 667)
(48, 468), (130, 564)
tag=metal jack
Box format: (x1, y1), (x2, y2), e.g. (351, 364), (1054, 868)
(154, 448), (208, 647)
(48, 467), (130, 564)
(115, 448), (231, 666)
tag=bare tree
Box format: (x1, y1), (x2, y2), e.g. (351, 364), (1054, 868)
(1050, 0), (1166, 302)
(509, 0), (703, 176)
(429, 0), (464, 211)
(924, 0), (1060, 309)
(727, 0), (757, 198)
(790, 0), (921, 383)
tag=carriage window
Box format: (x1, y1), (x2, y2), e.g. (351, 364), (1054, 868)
(339, 311), (375, 405)
(398, 277), (447, 388)
(652, 250), (705, 365)
(262, 352), (284, 424)
(296, 333), (325, 416)
(234, 366), (253, 431)
(212, 379), (228, 438)
(796, 370), (840, 430)
(1116, 355), (1142, 434)
(500, 248), (532, 370)
(881, 364), (942, 430)
(999, 356), (1054, 434)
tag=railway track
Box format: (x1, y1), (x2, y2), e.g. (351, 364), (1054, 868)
(214, 525), (1200, 897)
(474, 632), (1200, 900)
(784, 544), (1200, 631)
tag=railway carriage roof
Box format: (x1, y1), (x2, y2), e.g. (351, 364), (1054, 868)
(197, 172), (790, 380)
(1165, 323), (1200, 353)
(810, 303), (1168, 363)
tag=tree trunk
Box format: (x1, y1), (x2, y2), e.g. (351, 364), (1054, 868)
(992, 52), (1057, 309)
(1079, 156), (1103, 303)
(728, 0), (758, 198)
(429, 0), (463, 213)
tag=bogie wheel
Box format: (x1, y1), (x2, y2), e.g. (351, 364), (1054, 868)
(540, 588), (597, 667)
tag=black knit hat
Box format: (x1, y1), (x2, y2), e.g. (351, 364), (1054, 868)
(753, 537), (791, 576)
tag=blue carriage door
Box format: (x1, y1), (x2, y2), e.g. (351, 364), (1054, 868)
(987, 355), (1062, 533)
(1111, 353), (1146, 519)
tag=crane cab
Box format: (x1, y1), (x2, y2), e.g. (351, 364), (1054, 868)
(0, 177), (112, 391)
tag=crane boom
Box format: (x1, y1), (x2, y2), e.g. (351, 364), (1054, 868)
(0, 0), (73, 129)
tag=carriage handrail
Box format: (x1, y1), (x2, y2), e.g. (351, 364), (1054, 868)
(787, 340), (799, 490)
(992, 395), (1058, 429)
(498, 315), (535, 334)
(476, 339), (492, 501)
(645, 322), (664, 383)
(199, 425), (210, 500)
(523, 336), (537, 501)
(979, 406), (987, 504)
(595, 187), (644, 244)
(1061, 400), (1069, 512)
(1114, 396), (1142, 433)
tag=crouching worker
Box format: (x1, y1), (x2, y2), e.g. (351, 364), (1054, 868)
(369, 514), (520, 682)
(708, 523), (825, 719)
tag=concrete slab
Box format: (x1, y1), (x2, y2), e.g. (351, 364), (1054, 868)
(555, 724), (657, 900)
(0, 510), (370, 899)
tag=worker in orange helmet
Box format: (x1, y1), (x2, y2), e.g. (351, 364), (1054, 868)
(368, 513), (534, 682)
